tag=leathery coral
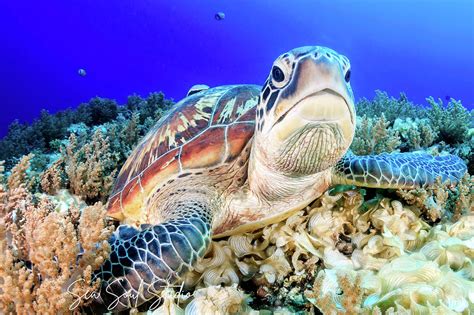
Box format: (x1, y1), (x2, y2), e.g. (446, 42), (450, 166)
(0, 156), (114, 314)
(152, 179), (473, 314)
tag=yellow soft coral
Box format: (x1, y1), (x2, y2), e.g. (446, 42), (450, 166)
(64, 130), (117, 203)
(0, 157), (114, 313)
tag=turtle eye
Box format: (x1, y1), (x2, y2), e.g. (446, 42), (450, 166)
(344, 69), (351, 83)
(272, 66), (285, 82)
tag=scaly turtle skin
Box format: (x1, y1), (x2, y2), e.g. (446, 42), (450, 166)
(94, 46), (466, 311)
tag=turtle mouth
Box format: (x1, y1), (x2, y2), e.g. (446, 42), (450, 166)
(296, 89), (353, 123)
(270, 88), (354, 145)
(272, 89), (353, 128)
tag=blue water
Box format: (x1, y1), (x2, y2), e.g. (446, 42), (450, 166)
(1, 0), (473, 137)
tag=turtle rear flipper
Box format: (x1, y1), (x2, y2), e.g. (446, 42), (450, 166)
(92, 201), (212, 312)
(332, 152), (467, 189)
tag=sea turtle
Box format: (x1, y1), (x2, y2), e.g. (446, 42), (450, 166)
(94, 46), (466, 311)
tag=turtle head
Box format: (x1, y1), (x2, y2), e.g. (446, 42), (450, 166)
(254, 46), (355, 176)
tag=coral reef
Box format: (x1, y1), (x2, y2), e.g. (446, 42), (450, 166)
(0, 90), (472, 314)
(355, 90), (426, 123)
(0, 155), (114, 313)
(155, 186), (472, 314)
(0, 92), (173, 171)
(351, 92), (473, 174)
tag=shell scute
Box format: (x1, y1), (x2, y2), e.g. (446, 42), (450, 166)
(108, 193), (122, 217)
(211, 86), (259, 125)
(226, 122), (255, 161)
(235, 105), (257, 122)
(121, 176), (145, 220)
(141, 148), (180, 192)
(180, 126), (226, 170)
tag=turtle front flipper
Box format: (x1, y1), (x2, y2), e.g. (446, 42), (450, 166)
(91, 201), (212, 312)
(332, 152), (467, 189)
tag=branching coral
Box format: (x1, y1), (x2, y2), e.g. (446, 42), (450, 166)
(0, 196), (113, 313)
(355, 90), (426, 123)
(426, 97), (473, 144)
(353, 92), (473, 172)
(32, 96), (167, 204)
(7, 153), (34, 190)
(63, 130), (118, 203)
(0, 92), (173, 173)
(393, 118), (438, 151)
(397, 174), (473, 222)
(351, 115), (401, 155)
(36, 110), (149, 203)
(0, 158), (114, 313)
(40, 157), (65, 195)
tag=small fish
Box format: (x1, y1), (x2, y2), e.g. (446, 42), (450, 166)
(328, 184), (357, 196)
(445, 95), (450, 101)
(215, 12), (225, 21)
(78, 68), (87, 77)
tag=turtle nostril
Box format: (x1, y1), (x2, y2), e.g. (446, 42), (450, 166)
(326, 53), (331, 58)
(314, 52), (319, 58)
